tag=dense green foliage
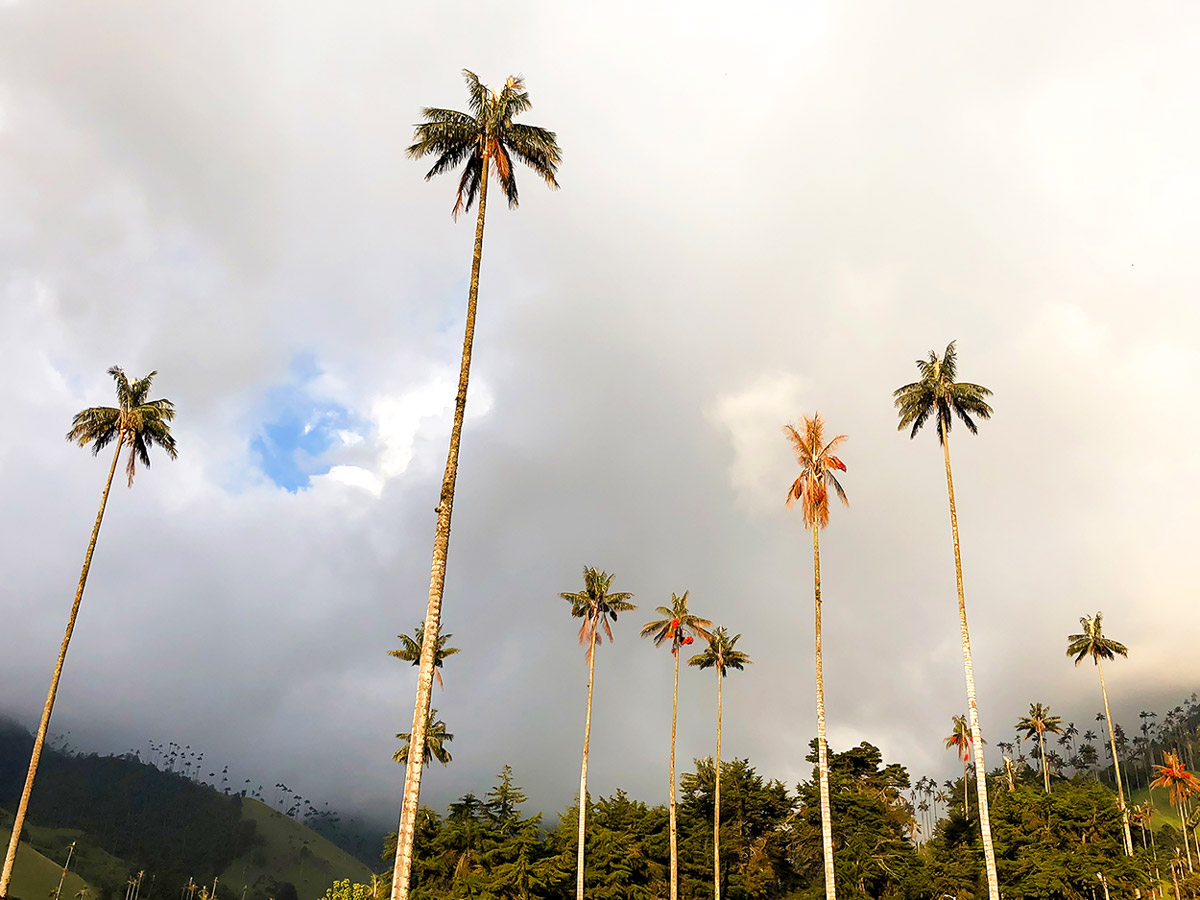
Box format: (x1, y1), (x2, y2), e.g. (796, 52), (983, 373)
(377, 746), (928, 900)
(929, 774), (1150, 900)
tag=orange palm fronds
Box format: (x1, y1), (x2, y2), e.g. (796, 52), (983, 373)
(1151, 751), (1200, 809)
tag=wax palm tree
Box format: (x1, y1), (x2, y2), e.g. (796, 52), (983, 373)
(935, 789), (951, 816)
(394, 711), (453, 767)
(641, 592), (712, 900)
(1, 367), (177, 899)
(560, 568), (635, 900)
(784, 413), (847, 900)
(1067, 612), (1134, 855)
(389, 70), (561, 900)
(1151, 750), (1200, 872)
(1016, 703), (1063, 793)
(1060, 721), (1079, 758)
(893, 341), (998, 900)
(945, 715), (975, 815)
(689, 627), (752, 900)
(389, 621), (460, 690)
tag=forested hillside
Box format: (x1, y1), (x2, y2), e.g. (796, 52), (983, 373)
(0, 722), (372, 900)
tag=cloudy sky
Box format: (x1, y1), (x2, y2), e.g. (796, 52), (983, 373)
(2, 2), (1199, 829)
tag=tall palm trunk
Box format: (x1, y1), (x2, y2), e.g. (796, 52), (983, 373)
(1039, 732), (1051, 793)
(577, 626), (598, 900)
(390, 154), (491, 900)
(1179, 806), (1193, 873)
(714, 667), (722, 900)
(813, 526), (836, 900)
(1, 437), (123, 900)
(51, 842), (75, 900)
(668, 648), (679, 900)
(940, 435), (1000, 900)
(1096, 660), (1134, 855)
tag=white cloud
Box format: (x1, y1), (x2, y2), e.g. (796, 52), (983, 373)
(324, 464), (383, 497)
(372, 376), (493, 480)
(708, 372), (807, 513)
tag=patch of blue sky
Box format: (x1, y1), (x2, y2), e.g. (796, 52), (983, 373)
(252, 355), (370, 492)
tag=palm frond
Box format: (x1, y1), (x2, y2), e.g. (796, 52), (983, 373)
(412, 71), (560, 218)
(784, 413), (848, 529)
(417, 139), (479, 181)
(893, 342), (991, 445)
(491, 143), (520, 208)
(496, 75), (532, 121)
(69, 368), (177, 485)
(66, 407), (121, 452)
(461, 69), (487, 116)
(108, 366), (132, 409)
(452, 155), (484, 220)
(688, 626), (752, 675)
(504, 123), (562, 189)
(1066, 612), (1128, 666)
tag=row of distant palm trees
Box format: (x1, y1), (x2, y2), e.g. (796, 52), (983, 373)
(387, 580), (751, 900)
(949, 705), (1200, 871)
(556, 573), (753, 900)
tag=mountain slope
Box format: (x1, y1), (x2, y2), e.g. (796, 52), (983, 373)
(220, 800), (374, 900)
(0, 812), (95, 900)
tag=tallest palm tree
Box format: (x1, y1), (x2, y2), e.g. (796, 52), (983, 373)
(893, 341), (999, 900)
(1, 367), (177, 900)
(389, 71), (560, 900)
(784, 413), (848, 900)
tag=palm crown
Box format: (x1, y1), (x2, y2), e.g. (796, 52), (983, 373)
(944, 715), (973, 761)
(390, 620), (461, 689)
(1016, 703), (1063, 740)
(783, 414), (848, 529)
(893, 341), (993, 445)
(689, 627), (752, 677)
(395, 710), (453, 767)
(66, 367), (178, 487)
(641, 591), (712, 657)
(1151, 751), (1200, 808)
(560, 568), (636, 663)
(407, 69), (562, 219)
(1066, 612), (1128, 666)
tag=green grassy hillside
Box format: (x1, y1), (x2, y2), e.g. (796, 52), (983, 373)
(0, 814), (94, 900)
(1126, 784), (1189, 834)
(220, 800), (374, 900)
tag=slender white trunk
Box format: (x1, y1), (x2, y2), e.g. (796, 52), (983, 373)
(813, 526), (836, 900)
(1182, 807), (1193, 873)
(941, 434), (1000, 900)
(1097, 660), (1134, 855)
(714, 669), (722, 900)
(390, 153), (491, 900)
(669, 649), (679, 900)
(1039, 732), (1051, 793)
(577, 626), (598, 900)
